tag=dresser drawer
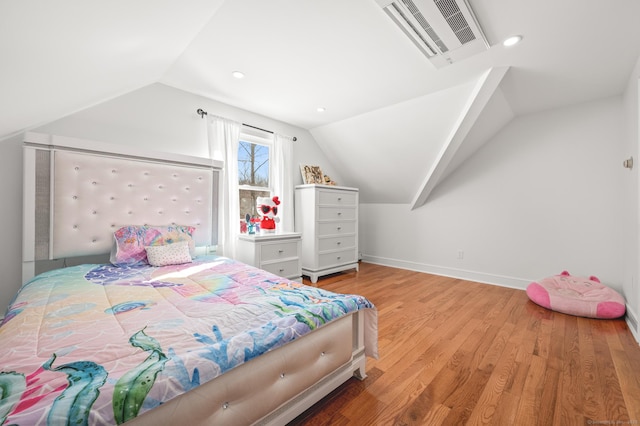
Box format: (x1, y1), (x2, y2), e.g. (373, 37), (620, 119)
(318, 206), (356, 221)
(318, 235), (356, 252)
(318, 190), (357, 206)
(317, 221), (356, 236)
(262, 259), (301, 278)
(318, 249), (357, 269)
(260, 240), (299, 262)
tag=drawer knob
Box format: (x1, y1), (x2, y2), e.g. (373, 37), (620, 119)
(337, 256), (342, 260)
(337, 212), (342, 216)
(337, 197), (342, 201)
(278, 249), (284, 253)
(337, 241), (341, 245)
(337, 226), (342, 231)
(279, 268), (285, 272)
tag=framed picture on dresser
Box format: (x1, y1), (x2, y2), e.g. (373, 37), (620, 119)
(300, 164), (324, 184)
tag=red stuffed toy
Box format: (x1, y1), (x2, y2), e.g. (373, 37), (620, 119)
(256, 195), (280, 233)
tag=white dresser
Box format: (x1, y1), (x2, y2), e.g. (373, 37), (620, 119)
(236, 232), (302, 282)
(294, 184), (359, 283)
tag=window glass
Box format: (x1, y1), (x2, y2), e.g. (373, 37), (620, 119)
(238, 141), (269, 188)
(238, 135), (271, 231)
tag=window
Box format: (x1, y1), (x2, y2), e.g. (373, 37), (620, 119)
(238, 129), (273, 224)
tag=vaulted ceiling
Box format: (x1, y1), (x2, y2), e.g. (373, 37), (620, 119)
(2, 0), (640, 204)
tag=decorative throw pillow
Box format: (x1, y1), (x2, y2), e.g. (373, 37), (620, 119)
(145, 241), (192, 267)
(110, 225), (196, 266)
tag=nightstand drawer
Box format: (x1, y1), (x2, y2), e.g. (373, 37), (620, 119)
(318, 249), (357, 268)
(236, 233), (301, 279)
(317, 221), (356, 236)
(318, 190), (357, 206)
(260, 241), (299, 262)
(318, 235), (356, 252)
(262, 259), (301, 278)
(318, 206), (356, 221)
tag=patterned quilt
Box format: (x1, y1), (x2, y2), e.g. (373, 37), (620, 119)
(0, 255), (376, 425)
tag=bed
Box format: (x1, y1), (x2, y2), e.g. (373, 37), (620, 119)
(1, 132), (378, 425)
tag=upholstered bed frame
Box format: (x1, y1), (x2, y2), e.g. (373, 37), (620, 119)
(21, 131), (369, 425)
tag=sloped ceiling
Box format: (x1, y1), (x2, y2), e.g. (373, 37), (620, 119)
(310, 78), (480, 204)
(0, 0), (225, 139)
(2, 0), (640, 204)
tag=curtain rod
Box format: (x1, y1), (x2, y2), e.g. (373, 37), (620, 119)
(196, 108), (297, 142)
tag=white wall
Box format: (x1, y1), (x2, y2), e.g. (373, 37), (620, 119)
(0, 134), (24, 315)
(361, 96), (627, 293)
(0, 83), (340, 315)
(623, 56), (640, 338)
(37, 83), (342, 185)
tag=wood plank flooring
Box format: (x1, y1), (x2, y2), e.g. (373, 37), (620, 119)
(288, 262), (640, 426)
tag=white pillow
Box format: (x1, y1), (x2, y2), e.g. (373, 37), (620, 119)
(145, 241), (192, 267)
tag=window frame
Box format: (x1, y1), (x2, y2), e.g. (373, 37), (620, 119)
(237, 128), (274, 221)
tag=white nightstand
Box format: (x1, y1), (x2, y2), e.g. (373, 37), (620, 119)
(236, 232), (302, 282)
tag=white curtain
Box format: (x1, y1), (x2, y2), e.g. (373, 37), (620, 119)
(207, 116), (241, 258)
(271, 133), (294, 233)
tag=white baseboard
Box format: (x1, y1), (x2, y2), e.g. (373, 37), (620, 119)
(626, 307), (640, 344)
(361, 254), (532, 291)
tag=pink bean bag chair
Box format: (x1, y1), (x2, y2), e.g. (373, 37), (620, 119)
(526, 271), (626, 319)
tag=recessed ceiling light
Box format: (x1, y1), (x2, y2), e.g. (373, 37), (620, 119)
(502, 35), (522, 47)
(232, 71), (245, 79)
(317, 107), (326, 113)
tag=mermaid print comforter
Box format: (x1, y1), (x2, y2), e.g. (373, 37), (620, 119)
(0, 255), (376, 425)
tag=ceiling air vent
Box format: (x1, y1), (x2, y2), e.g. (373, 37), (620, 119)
(376, 0), (489, 68)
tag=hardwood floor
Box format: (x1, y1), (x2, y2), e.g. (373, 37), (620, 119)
(289, 262), (640, 426)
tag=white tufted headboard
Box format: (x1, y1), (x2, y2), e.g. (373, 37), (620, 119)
(22, 132), (223, 281)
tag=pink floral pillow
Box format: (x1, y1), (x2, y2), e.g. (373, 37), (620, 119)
(110, 225), (195, 266)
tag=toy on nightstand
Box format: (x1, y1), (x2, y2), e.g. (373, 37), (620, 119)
(257, 195), (280, 233)
(245, 213), (254, 234)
